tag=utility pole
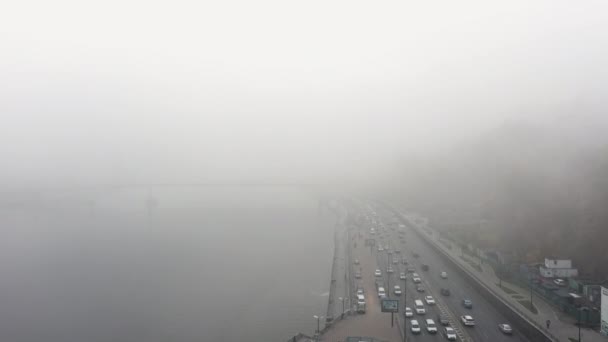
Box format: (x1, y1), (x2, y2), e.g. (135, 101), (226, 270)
(403, 274), (407, 342)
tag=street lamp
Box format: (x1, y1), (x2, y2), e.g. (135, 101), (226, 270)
(578, 307), (588, 342)
(313, 315), (323, 341)
(403, 273), (407, 342)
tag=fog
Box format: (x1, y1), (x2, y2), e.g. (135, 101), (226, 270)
(2, 1), (608, 341)
(3, 0), (607, 188)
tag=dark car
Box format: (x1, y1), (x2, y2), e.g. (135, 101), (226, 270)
(462, 299), (473, 309)
(440, 288), (451, 296)
(416, 285), (425, 292)
(412, 252), (420, 258)
(422, 264), (429, 271)
(437, 314), (450, 326)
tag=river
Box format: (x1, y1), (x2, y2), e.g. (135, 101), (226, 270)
(0, 186), (336, 341)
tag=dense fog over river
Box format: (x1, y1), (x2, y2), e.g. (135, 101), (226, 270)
(0, 186), (335, 341)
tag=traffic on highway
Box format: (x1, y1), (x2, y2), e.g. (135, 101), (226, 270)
(355, 204), (529, 341)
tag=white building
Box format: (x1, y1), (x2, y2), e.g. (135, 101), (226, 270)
(539, 258), (578, 278)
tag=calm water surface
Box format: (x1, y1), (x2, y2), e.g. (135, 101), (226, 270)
(0, 186), (335, 341)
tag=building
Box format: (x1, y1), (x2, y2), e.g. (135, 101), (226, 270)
(539, 258), (578, 278)
(601, 286), (608, 336)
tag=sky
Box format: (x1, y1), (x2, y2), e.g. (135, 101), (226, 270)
(1, 0), (607, 186)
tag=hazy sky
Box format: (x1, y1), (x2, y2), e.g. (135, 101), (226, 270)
(1, 0), (607, 186)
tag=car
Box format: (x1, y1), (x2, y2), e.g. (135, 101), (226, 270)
(413, 277), (421, 283)
(437, 314), (449, 326)
(404, 307), (413, 317)
(411, 319), (421, 334)
(416, 285), (425, 292)
(425, 296), (436, 305)
(400, 272), (406, 280)
(412, 273), (419, 277)
(441, 271), (448, 279)
(395, 249), (401, 254)
(355, 271), (362, 279)
(357, 288), (364, 295)
(407, 267), (416, 273)
(440, 288), (451, 296)
(498, 323), (513, 334)
(375, 269), (382, 277)
(402, 258), (408, 265)
(425, 319), (438, 334)
(444, 327), (457, 340)
(394, 285), (402, 295)
(387, 267), (394, 274)
(354, 259), (360, 265)
(461, 315), (475, 326)
(393, 259), (399, 265)
(413, 253), (420, 258)
(554, 278), (566, 287)
(357, 295), (366, 313)
(378, 246), (384, 252)
(378, 287), (386, 298)
(422, 264), (429, 271)
(462, 299), (473, 309)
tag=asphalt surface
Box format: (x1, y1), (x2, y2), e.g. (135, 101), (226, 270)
(367, 205), (531, 342)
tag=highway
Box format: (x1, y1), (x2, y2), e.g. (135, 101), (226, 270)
(366, 204), (531, 342)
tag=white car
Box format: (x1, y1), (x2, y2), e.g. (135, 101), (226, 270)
(387, 267), (394, 274)
(400, 272), (406, 280)
(425, 319), (438, 334)
(354, 259), (360, 265)
(413, 277), (421, 283)
(375, 269), (382, 277)
(378, 287), (386, 298)
(411, 319), (421, 334)
(394, 285), (402, 295)
(498, 323), (513, 334)
(554, 278), (566, 287)
(425, 296), (436, 305)
(378, 246), (384, 252)
(461, 315), (475, 326)
(441, 271), (448, 279)
(405, 307), (413, 317)
(393, 259), (399, 265)
(444, 327), (457, 340)
(357, 288), (364, 295)
(412, 273), (420, 278)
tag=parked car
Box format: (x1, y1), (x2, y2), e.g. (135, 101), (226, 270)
(462, 299), (473, 309)
(444, 327), (457, 340)
(498, 323), (513, 334)
(461, 315), (475, 326)
(554, 278), (566, 287)
(440, 288), (451, 296)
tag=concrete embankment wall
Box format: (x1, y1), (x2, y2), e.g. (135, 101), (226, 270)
(384, 205), (557, 342)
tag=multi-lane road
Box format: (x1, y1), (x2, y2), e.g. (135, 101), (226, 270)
(361, 204), (531, 342)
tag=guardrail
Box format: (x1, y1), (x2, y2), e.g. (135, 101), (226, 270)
(383, 204), (559, 342)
